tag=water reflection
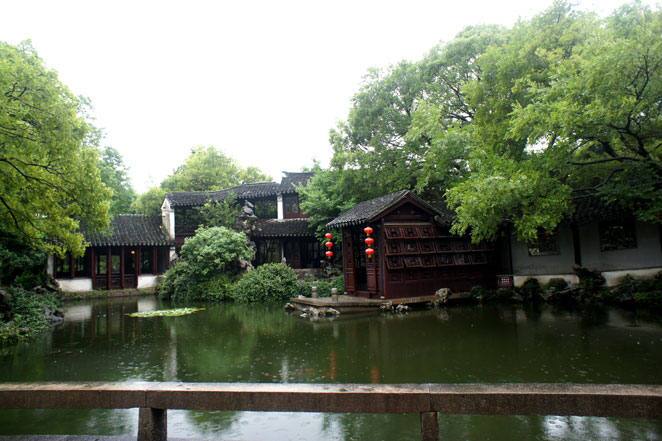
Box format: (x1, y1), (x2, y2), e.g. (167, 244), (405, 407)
(1, 297), (661, 440)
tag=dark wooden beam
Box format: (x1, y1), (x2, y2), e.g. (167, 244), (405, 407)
(152, 247), (157, 275)
(106, 247), (111, 290)
(120, 246), (125, 289)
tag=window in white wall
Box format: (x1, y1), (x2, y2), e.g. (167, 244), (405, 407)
(527, 229), (560, 256)
(599, 219), (637, 251)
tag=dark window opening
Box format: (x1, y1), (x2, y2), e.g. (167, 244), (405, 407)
(599, 219), (637, 251)
(252, 198), (277, 219)
(528, 229), (560, 256)
(157, 248), (169, 274)
(111, 248), (121, 274)
(97, 254), (108, 275)
(55, 254), (71, 278)
(141, 247), (153, 274)
(255, 240), (282, 265)
(74, 249), (91, 277)
(125, 248), (137, 275)
(283, 194), (301, 218)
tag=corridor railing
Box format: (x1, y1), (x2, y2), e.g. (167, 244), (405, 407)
(1, 382), (660, 441)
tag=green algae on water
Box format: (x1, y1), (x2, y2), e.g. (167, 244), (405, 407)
(127, 307), (205, 318)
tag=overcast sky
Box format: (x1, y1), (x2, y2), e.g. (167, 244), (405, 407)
(1, 0), (649, 192)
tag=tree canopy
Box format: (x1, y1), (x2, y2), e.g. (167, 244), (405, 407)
(98, 146), (136, 217)
(133, 146), (271, 216)
(447, 1), (662, 241)
(0, 41), (110, 256)
(161, 146), (271, 192)
(303, 1), (661, 241)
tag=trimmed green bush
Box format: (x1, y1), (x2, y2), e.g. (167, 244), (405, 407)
(232, 263), (299, 303)
(159, 226), (253, 302)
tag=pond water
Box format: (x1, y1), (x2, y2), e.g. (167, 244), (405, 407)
(1, 296), (661, 440)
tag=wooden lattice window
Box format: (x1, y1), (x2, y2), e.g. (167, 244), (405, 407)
(528, 229), (560, 256)
(385, 226), (403, 239)
(599, 219), (637, 251)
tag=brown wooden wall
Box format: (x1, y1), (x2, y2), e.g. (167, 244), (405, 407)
(341, 201), (496, 299)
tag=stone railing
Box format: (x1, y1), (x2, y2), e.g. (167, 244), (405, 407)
(1, 382), (661, 441)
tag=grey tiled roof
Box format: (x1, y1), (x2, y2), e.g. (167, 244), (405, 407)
(166, 172), (313, 207)
(281, 171), (314, 189)
(253, 218), (313, 238)
(84, 215), (172, 247)
(326, 190), (453, 229)
(571, 196), (629, 225)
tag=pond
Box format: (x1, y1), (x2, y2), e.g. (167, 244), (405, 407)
(1, 296), (661, 440)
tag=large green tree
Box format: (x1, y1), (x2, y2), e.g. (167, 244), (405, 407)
(161, 145), (271, 192)
(301, 25), (504, 227)
(98, 146), (135, 216)
(447, 2), (662, 242)
(131, 186), (167, 216)
(133, 146), (271, 216)
(0, 41), (109, 256)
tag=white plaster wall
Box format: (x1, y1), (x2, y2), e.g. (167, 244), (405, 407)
(138, 274), (160, 289)
(579, 221), (662, 271)
(277, 193), (284, 220)
(161, 198), (175, 240)
(510, 225), (576, 276)
(56, 278), (92, 292)
(514, 274), (579, 288)
(602, 267), (662, 287)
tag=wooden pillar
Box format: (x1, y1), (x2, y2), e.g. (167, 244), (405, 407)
(138, 408), (167, 441)
(120, 246), (125, 289)
(366, 226), (378, 296)
(106, 247), (111, 290)
(90, 248), (96, 289)
(136, 247), (141, 277)
(342, 228), (355, 294)
(420, 412), (439, 441)
(69, 253), (75, 279)
(152, 247), (158, 275)
(571, 223), (582, 266)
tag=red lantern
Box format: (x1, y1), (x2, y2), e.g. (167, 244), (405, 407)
(363, 226), (374, 236)
(325, 250), (334, 258)
(324, 232), (333, 240)
(325, 241), (334, 249)
(365, 247), (375, 258)
(364, 237), (374, 246)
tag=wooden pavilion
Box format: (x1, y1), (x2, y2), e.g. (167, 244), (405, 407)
(50, 215), (173, 291)
(326, 191), (496, 299)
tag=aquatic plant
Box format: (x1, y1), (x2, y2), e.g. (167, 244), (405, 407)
(126, 307), (205, 318)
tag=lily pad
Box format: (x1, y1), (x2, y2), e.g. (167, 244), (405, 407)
(127, 308), (205, 318)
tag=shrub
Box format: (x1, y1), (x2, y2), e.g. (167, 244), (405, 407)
(574, 266), (605, 295)
(0, 287), (61, 347)
(296, 276), (345, 298)
(518, 278), (542, 301)
(632, 291), (662, 308)
(469, 285), (487, 301)
(179, 226), (253, 277)
(545, 278), (568, 293)
(232, 263), (299, 303)
(0, 238), (48, 289)
(606, 272), (662, 307)
(159, 226), (253, 302)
